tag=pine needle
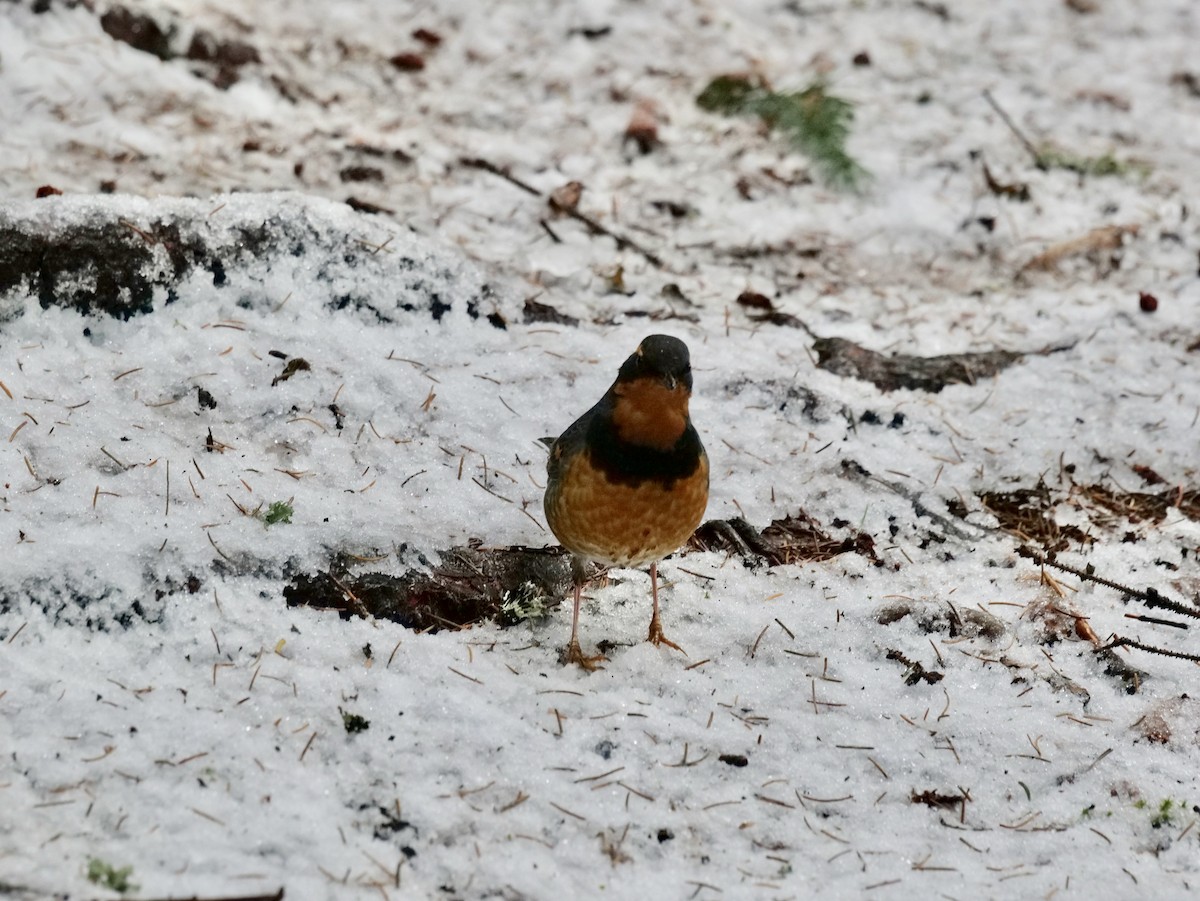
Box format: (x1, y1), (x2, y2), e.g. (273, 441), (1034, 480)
(698, 75), (868, 191)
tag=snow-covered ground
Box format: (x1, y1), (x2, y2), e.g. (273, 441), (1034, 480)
(2, 1), (1198, 898)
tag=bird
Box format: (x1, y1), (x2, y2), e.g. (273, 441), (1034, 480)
(543, 334), (709, 669)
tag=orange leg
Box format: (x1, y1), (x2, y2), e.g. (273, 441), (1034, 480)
(561, 577), (606, 671)
(646, 562), (686, 655)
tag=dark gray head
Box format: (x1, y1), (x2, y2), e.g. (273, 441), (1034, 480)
(616, 334), (693, 391)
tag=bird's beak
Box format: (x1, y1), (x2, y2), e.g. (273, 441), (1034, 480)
(662, 373), (677, 390)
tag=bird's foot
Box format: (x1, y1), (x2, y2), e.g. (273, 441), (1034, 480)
(560, 638), (607, 671)
(647, 617), (687, 656)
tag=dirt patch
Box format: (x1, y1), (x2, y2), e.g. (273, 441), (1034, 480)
(690, 511), (880, 566)
(283, 546), (573, 630)
(976, 475), (1200, 551)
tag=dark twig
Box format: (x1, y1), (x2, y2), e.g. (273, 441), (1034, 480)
(1125, 613), (1189, 630)
(1020, 548), (1196, 666)
(1100, 637), (1200, 663)
(459, 157), (540, 195)
(885, 649), (944, 685)
(1023, 549), (1198, 622)
(982, 90), (1041, 166)
(461, 156), (664, 268)
(547, 195), (664, 268)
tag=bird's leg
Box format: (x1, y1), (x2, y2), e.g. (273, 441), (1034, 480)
(647, 561), (686, 655)
(561, 557), (606, 670)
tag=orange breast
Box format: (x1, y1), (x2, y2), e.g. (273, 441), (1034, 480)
(545, 448), (709, 567)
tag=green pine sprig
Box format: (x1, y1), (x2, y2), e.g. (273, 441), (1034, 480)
(697, 75), (868, 191)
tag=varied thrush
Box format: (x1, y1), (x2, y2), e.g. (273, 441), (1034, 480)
(543, 334), (709, 669)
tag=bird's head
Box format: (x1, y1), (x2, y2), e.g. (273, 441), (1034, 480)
(617, 334), (693, 392)
(610, 334), (695, 450)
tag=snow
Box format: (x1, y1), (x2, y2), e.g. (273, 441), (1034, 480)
(2, 0), (1199, 899)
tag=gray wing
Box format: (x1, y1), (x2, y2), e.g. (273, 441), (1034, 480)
(545, 395), (608, 481)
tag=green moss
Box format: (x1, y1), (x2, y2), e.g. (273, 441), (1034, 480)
(1151, 798), (1176, 828)
(86, 858), (137, 894)
(696, 75), (759, 114)
(261, 500), (294, 526)
(340, 707), (370, 734)
(1035, 145), (1149, 178)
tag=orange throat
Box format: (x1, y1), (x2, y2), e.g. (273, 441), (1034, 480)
(610, 378), (689, 451)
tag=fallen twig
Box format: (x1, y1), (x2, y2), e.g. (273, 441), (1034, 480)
(460, 156), (664, 268)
